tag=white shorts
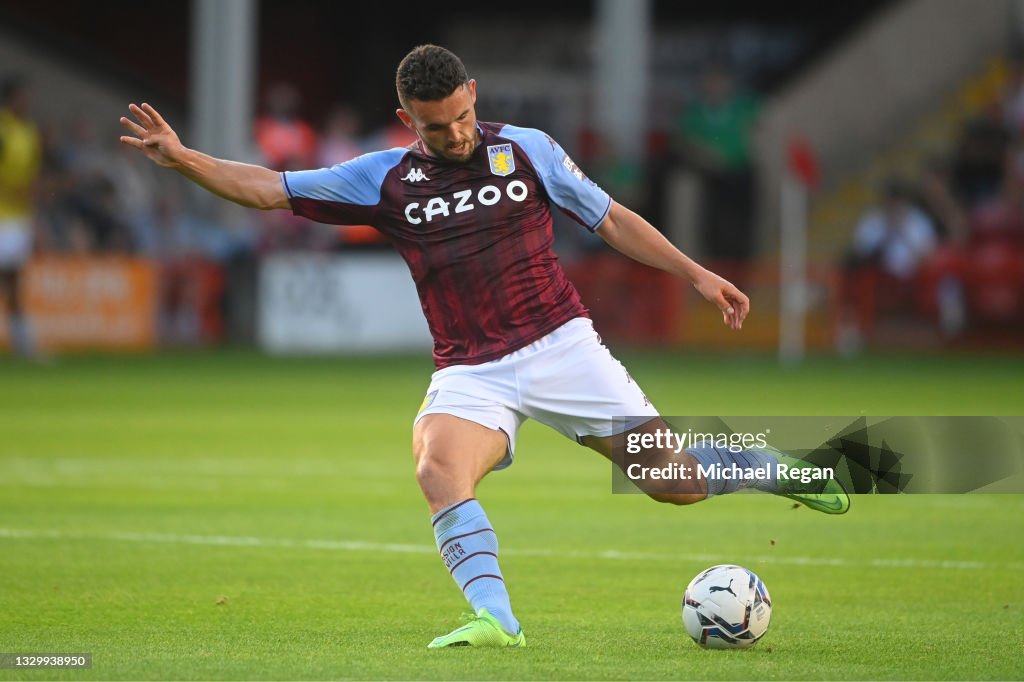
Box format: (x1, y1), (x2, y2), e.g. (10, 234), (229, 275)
(0, 219), (32, 270)
(414, 317), (660, 469)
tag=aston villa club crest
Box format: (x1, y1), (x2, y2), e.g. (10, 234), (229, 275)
(418, 390), (438, 413)
(487, 144), (515, 177)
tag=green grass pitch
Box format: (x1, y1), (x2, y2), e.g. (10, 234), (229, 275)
(1, 351), (1022, 680)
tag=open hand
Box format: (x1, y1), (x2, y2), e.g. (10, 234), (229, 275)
(693, 269), (750, 330)
(119, 103), (183, 168)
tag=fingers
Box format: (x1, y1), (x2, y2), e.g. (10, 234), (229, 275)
(711, 291), (739, 331)
(737, 298), (750, 323)
(128, 103), (156, 129)
(141, 102), (167, 128)
(119, 135), (144, 150)
(730, 289), (750, 324)
(718, 286), (749, 331)
(119, 116), (147, 138)
(695, 271), (751, 331)
(733, 292), (749, 327)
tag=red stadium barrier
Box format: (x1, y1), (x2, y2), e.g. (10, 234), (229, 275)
(562, 253), (687, 346)
(0, 256), (226, 352)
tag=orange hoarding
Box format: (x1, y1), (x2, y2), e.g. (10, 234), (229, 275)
(1, 257), (157, 351)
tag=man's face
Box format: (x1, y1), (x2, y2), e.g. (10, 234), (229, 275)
(397, 80), (479, 162)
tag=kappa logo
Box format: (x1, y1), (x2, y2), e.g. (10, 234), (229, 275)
(401, 167), (430, 183)
(487, 144), (515, 177)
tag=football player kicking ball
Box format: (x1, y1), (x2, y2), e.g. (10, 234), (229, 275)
(120, 44), (848, 649)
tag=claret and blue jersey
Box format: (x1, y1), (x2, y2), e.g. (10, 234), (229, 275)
(282, 122), (612, 369)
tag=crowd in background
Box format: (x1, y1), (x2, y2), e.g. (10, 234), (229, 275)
(6, 49), (1023, 351)
(0, 78), (419, 348)
(841, 55), (1024, 345)
(6, 69), (766, 264)
(252, 82), (415, 252)
(18, 81), (420, 261)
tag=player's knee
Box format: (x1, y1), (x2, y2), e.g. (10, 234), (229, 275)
(413, 447), (455, 492)
(648, 492), (705, 506)
(414, 450), (438, 488)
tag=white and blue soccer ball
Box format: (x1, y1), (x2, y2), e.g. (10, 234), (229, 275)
(682, 564), (772, 649)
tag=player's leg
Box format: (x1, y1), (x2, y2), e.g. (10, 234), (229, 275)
(584, 424), (849, 514)
(413, 412), (525, 647)
(413, 413), (507, 513)
(581, 418), (706, 505)
(520, 318), (848, 513)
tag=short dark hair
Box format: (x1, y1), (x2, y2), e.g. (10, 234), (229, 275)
(396, 45), (468, 107)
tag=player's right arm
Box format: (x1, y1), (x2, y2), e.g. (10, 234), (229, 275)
(119, 102), (289, 210)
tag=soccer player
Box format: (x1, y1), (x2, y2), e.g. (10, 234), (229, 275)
(120, 45), (848, 649)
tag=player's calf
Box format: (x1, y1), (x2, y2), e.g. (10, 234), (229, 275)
(647, 491), (706, 506)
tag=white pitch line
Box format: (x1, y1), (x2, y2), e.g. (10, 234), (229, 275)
(0, 527), (1019, 571)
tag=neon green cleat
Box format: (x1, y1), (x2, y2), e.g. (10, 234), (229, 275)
(767, 447), (851, 515)
(427, 608), (526, 649)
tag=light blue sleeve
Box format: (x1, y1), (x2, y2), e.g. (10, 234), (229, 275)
(281, 148), (408, 206)
(498, 125), (612, 231)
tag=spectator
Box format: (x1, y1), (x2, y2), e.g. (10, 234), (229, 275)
(919, 148), (1024, 337)
(317, 104), (364, 167)
(849, 177), (938, 280)
(135, 185), (225, 345)
(48, 115), (134, 253)
(952, 115), (1008, 209)
(969, 143), (1024, 243)
(676, 63), (760, 262)
(839, 178), (939, 349)
(255, 83), (318, 170)
(363, 118), (417, 152)
(918, 156), (968, 243)
(0, 75), (43, 357)
(108, 141), (161, 246)
(66, 176), (134, 253)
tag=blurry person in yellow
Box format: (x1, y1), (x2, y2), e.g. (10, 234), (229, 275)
(0, 75), (42, 357)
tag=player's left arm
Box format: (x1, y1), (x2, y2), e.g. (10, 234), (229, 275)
(597, 201), (749, 330)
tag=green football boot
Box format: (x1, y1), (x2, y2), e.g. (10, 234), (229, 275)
(766, 446), (851, 515)
(427, 608), (526, 649)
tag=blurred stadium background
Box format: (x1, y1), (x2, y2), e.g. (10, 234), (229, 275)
(3, 0), (1023, 358)
(3, 3), (1024, 679)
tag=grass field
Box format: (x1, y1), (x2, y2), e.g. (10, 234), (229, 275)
(1, 351), (1023, 681)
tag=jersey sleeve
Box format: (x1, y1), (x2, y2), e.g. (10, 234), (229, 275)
(499, 125), (612, 231)
(281, 148), (407, 225)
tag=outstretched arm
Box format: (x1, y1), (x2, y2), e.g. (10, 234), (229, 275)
(597, 201), (750, 330)
(119, 103), (289, 211)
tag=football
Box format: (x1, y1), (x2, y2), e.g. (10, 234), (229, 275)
(682, 564), (772, 649)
